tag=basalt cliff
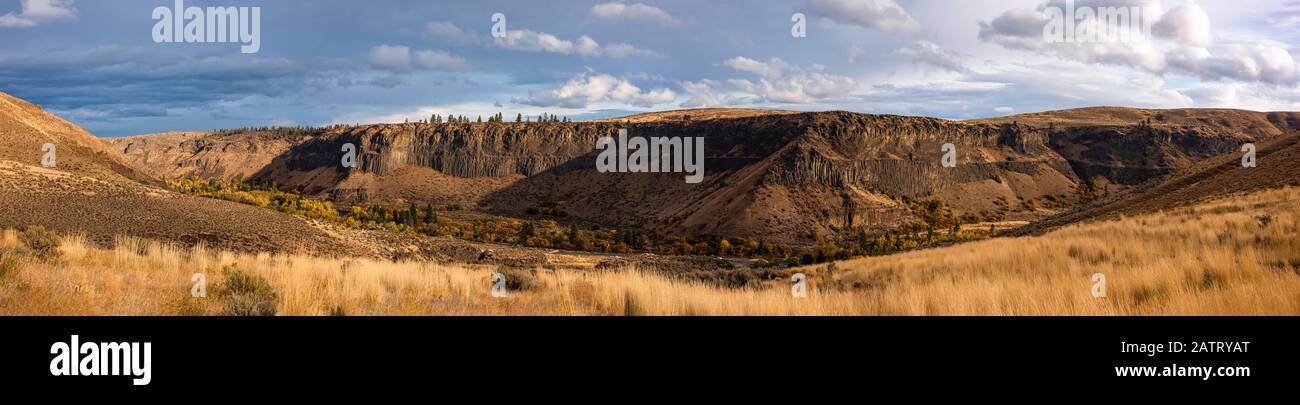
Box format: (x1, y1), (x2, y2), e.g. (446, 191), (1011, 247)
(107, 108), (1300, 245)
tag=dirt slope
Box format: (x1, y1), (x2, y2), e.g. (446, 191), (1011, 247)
(1012, 131), (1300, 235)
(0, 91), (150, 184)
(0, 91), (370, 255)
(971, 106), (1300, 139)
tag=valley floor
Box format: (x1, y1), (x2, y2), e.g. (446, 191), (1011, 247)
(2, 187), (1298, 316)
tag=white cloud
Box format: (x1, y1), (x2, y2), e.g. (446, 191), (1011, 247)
(0, 0), (76, 28)
(367, 45), (470, 73)
(679, 79), (723, 108)
(721, 57), (857, 104)
(897, 41), (968, 73)
(424, 21), (480, 45)
(492, 30), (656, 59)
(977, 0), (1300, 85)
(603, 42), (660, 59)
(590, 2), (680, 27)
(806, 0), (922, 34)
(1179, 82), (1300, 110)
(1167, 43), (1300, 85)
(1153, 1), (1212, 48)
(724, 57), (788, 79)
(516, 72), (677, 108)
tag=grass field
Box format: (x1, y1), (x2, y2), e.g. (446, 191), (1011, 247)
(2, 187), (1298, 316)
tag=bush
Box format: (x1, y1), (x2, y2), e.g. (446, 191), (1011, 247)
(497, 268), (542, 292)
(19, 226), (61, 261)
(218, 264), (278, 316)
(0, 251), (20, 280)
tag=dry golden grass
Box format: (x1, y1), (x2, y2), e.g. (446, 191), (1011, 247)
(1, 187), (1298, 316)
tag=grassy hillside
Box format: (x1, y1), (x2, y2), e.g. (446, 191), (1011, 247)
(2, 186), (1297, 315)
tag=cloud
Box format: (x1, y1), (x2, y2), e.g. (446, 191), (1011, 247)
(0, 0), (76, 28)
(1176, 82), (1300, 111)
(590, 2), (680, 27)
(679, 79), (723, 108)
(1166, 43), (1300, 85)
(423, 21), (480, 45)
(806, 0), (922, 34)
(0, 45), (346, 126)
(1268, 2), (1300, 29)
(977, 0), (1300, 85)
(721, 57), (857, 104)
(492, 29), (657, 58)
(724, 56), (788, 79)
(852, 59), (1197, 119)
(602, 42), (660, 59)
(367, 45), (470, 73)
(515, 72), (677, 108)
(896, 41), (968, 73)
(1153, 1), (1212, 48)
(494, 30), (599, 56)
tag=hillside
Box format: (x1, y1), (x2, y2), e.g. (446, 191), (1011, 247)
(0, 92), (151, 184)
(0, 91), (381, 256)
(110, 111), (1083, 245)
(7, 185), (1298, 315)
(104, 106), (1300, 247)
(1012, 131), (1300, 236)
(589, 108), (801, 123)
(110, 131), (301, 181)
(970, 106), (1300, 138)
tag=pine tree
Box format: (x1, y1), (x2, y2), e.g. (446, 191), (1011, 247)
(424, 203), (436, 224)
(516, 113), (523, 123)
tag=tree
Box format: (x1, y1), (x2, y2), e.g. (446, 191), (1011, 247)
(516, 113), (523, 123)
(424, 203), (436, 224)
(520, 221), (535, 242)
(568, 226), (581, 247)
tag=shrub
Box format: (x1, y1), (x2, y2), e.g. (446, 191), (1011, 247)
(19, 226), (61, 261)
(497, 268), (542, 292)
(218, 264), (278, 316)
(0, 251), (20, 280)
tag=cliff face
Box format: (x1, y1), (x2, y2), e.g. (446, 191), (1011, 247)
(106, 108), (1286, 245)
(1047, 125), (1250, 185)
(110, 131), (301, 181)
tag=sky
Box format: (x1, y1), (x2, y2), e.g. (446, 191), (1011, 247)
(1, 0), (1298, 137)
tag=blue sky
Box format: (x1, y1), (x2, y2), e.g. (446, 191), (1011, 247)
(1, 0), (1298, 136)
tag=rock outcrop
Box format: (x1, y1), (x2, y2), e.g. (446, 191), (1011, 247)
(106, 108), (1297, 245)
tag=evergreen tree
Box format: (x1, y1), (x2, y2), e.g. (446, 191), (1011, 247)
(516, 113), (523, 123)
(424, 203), (436, 224)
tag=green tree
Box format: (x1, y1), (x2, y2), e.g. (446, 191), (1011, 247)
(568, 226), (581, 247)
